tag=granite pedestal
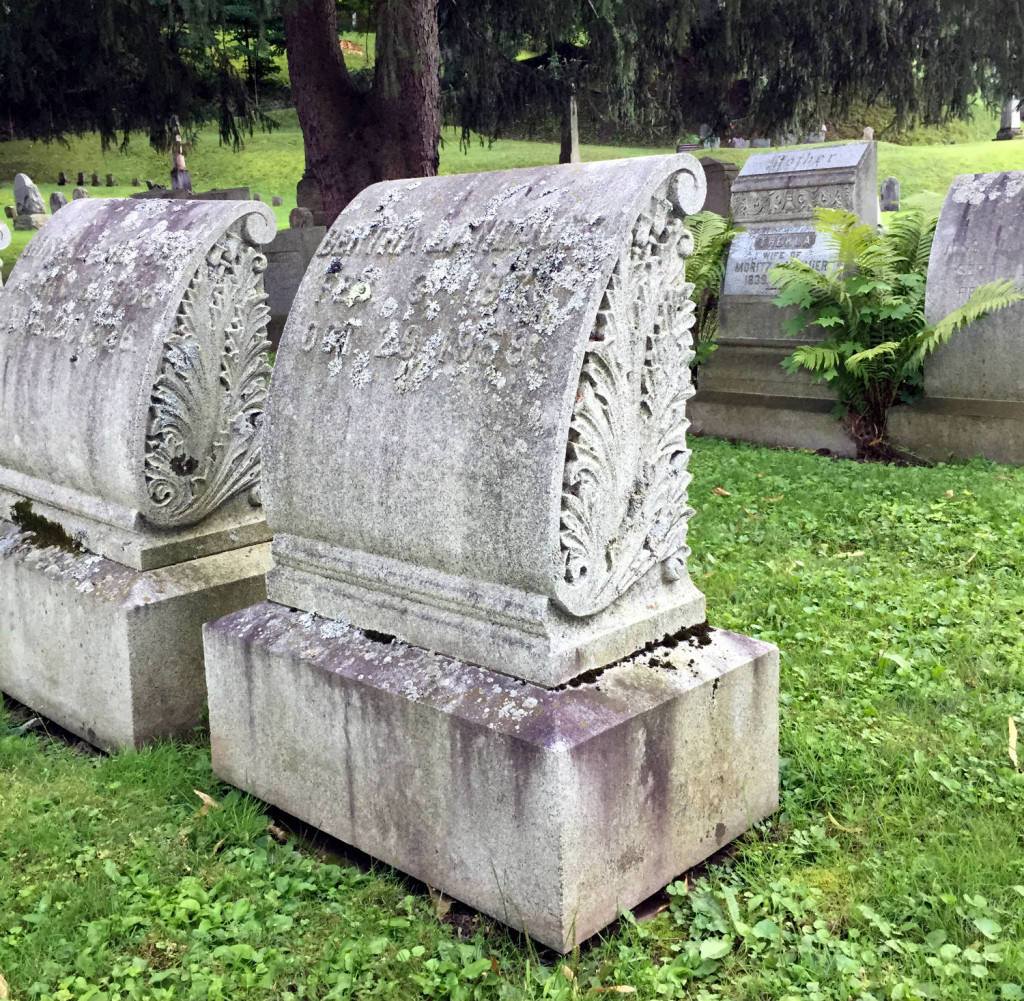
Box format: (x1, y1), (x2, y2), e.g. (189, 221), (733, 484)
(206, 602), (779, 952)
(0, 521), (269, 749)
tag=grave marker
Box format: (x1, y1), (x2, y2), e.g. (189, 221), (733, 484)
(889, 171), (1024, 462)
(881, 175), (900, 211)
(204, 154), (779, 953)
(690, 142), (878, 456)
(13, 173), (48, 230)
(0, 198), (279, 748)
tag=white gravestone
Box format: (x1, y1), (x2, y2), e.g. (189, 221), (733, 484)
(204, 154), (779, 953)
(690, 142), (878, 456)
(0, 198), (278, 748)
(889, 171), (1024, 462)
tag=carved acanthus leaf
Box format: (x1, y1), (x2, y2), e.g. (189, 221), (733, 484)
(144, 225), (272, 526)
(555, 174), (697, 617)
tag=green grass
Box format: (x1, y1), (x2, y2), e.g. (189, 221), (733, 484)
(4, 105), (1024, 279)
(2, 437), (1023, 1000)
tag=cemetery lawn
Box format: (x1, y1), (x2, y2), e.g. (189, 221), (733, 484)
(2, 438), (1023, 1000)
(4, 113), (1024, 279)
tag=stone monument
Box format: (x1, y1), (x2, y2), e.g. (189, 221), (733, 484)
(888, 171), (1024, 463)
(699, 156), (739, 216)
(58, 171), (68, 186)
(881, 176), (900, 212)
(72, 187), (90, 200)
(689, 142), (878, 456)
(49, 191), (67, 213)
(996, 98), (1022, 140)
(261, 218), (326, 349)
(204, 154), (780, 952)
(0, 198), (279, 749)
(13, 173), (48, 231)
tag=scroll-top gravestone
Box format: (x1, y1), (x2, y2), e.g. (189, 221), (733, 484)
(0, 198), (278, 748)
(889, 171), (1024, 463)
(690, 142), (877, 456)
(204, 154), (779, 952)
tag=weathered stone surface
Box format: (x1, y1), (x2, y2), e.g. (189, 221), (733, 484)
(289, 206), (314, 228)
(888, 171), (1024, 463)
(881, 176), (900, 212)
(13, 214), (48, 231)
(265, 154), (708, 686)
(71, 187), (90, 200)
(699, 156), (738, 216)
(14, 173), (46, 216)
(205, 601), (780, 952)
(0, 198), (278, 568)
(690, 142), (877, 456)
(49, 191), (67, 213)
(0, 521), (270, 749)
(262, 226), (326, 349)
(272, 196), (283, 206)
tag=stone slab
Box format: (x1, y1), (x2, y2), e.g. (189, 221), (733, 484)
(204, 601), (780, 952)
(0, 519), (270, 749)
(261, 226), (326, 349)
(887, 398), (1024, 465)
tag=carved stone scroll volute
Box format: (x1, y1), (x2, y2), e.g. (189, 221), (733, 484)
(555, 170), (699, 617)
(144, 223), (273, 527)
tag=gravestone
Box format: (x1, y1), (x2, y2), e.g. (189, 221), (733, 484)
(272, 196), (283, 206)
(132, 177), (141, 186)
(77, 171), (86, 185)
(732, 138), (751, 148)
(106, 173), (116, 186)
(996, 98), (1022, 140)
(261, 225), (326, 349)
(13, 173), (48, 230)
(72, 187), (90, 200)
(91, 172), (100, 186)
(881, 175), (900, 211)
(253, 192), (262, 202)
(751, 138), (771, 148)
(689, 142), (878, 456)
(699, 156), (739, 216)
(204, 154), (780, 952)
(888, 171), (1024, 463)
(0, 198), (279, 749)
(49, 191), (67, 213)
(862, 126), (874, 140)
(289, 206), (314, 228)
(58, 171), (68, 186)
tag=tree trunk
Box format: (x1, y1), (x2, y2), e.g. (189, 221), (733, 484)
(283, 0), (440, 226)
(559, 93), (580, 165)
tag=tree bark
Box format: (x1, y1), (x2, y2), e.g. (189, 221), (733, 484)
(283, 0), (441, 225)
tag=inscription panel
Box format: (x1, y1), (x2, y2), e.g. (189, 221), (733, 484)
(723, 228), (834, 297)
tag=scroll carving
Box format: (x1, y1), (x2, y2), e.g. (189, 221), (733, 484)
(555, 173), (697, 617)
(144, 224), (272, 526)
(732, 184), (854, 222)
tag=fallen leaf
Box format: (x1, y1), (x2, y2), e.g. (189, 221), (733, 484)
(711, 486), (731, 497)
(945, 490), (954, 498)
(267, 823), (289, 844)
(560, 965), (576, 981)
(1010, 717), (1019, 770)
(0, 972), (8, 1000)
(764, 494), (785, 502)
(193, 790), (222, 816)
(826, 811), (863, 834)
(836, 550), (865, 559)
(490, 956), (500, 975)
(212, 837), (227, 854)
(595, 987), (636, 995)
(428, 886), (452, 921)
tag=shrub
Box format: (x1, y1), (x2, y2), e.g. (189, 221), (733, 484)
(684, 210), (738, 371)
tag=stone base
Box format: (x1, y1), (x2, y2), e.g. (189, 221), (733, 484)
(205, 601), (779, 953)
(995, 128), (1023, 141)
(0, 520), (271, 750)
(887, 397), (1024, 465)
(13, 214), (47, 231)
(689, 391), (856, 457)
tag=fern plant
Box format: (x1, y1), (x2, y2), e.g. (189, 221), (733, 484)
(684, 211), (738, 370)
(769, 208), (1024, 448)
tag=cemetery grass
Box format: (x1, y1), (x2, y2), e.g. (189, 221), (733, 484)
(2, 440), (1023, 1000)
(5, 113), (1024, 278)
